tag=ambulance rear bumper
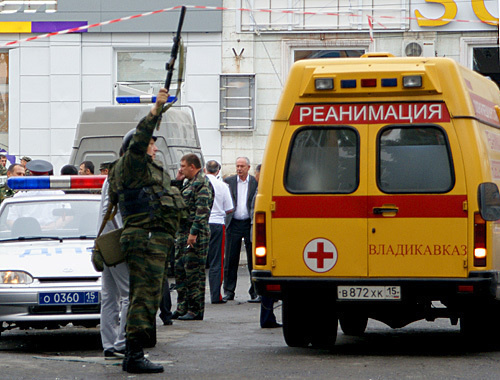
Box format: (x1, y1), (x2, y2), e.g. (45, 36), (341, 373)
(252, 270), (500, 302)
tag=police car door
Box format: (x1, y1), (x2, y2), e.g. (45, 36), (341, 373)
(367, 102), (468, 277)
(271, 121), (368, 277)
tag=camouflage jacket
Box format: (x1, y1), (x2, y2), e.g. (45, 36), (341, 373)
(0, 166), (6, 176)
(108, 111), (186, 235)
(0, 184), (15, 203)
(173, 170), (214, 236)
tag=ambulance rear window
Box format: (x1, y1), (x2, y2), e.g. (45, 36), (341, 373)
(378, 126), (454, 193)
(285, 128), (358, 193)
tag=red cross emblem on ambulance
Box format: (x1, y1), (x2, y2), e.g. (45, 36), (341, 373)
(303, 238), (338, 273)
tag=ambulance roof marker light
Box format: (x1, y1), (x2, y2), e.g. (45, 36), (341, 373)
(341, 79), (357, 89)
(361, 78), (377, 87)
(116, 95), (178, 104)
(381, 78), (398, 87)
(403, 75), (423, 88)
(7, 175), (106, 190)
(315, 78), (334, 91)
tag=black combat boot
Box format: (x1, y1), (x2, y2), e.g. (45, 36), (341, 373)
(122, 339), (164, 374)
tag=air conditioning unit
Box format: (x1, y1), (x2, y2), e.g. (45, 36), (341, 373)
(403, 41), (435, 57)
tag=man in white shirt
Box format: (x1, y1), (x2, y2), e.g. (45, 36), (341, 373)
(205, 160), (234, 304)
(223, 157), (259, 302)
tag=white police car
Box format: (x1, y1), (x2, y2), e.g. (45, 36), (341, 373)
(0, 175), (105, 336)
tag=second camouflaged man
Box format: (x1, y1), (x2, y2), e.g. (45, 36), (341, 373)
(0, 164), (25, 203)
(108, 88), (186, 374)
(171, 153), (213, 321)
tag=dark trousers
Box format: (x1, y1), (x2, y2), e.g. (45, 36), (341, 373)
(207, 223), (225, 303)
(260, 295), (278, 327)
(159, 244), (174, 323)
(223, 218), (256, 298)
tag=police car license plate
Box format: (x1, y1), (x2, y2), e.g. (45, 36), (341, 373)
(38, 291), (99, 305)
(337, 286), (401, 300)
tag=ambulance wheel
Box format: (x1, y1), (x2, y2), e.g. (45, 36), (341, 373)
(310, 314), (338, 349)
(282, 297), (310, 347)
(461, 304), (500, 341)
(339, 315), (368, 336)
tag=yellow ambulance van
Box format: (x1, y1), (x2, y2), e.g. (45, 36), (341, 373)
(253, 53), (500, 348)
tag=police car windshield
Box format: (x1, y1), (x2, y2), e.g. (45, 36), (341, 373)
(0, 199), (99, 241)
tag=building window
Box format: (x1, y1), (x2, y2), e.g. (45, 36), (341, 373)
(114, 50), (183, 103)
(294, 49), (365, 61)
(282, 39), (371, 83)
(473, 47), (500, 86)
(238, 0), (408, 32)
(219, 74), (255, 131)
(460, 37), (500, 87)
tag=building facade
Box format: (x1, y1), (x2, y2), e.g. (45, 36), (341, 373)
(219, 0), (499, 173)
(0, 0), (498, 175)
(0, 0), (223, 171)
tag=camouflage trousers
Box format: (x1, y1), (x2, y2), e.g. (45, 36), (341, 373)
(174, 229), (210, 317)
(120, 227), (172, 343)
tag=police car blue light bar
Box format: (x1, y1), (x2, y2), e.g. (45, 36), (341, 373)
(116, 95), (178, 104)
(8, 175), (106, 190)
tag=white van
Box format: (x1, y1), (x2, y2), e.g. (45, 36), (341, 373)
(69, 105), (203, 177)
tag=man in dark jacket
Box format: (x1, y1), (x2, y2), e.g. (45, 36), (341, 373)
(223, 157), (259, 302)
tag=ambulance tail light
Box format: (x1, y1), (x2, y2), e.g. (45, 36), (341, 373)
(474, 212), (487, 267)
(266, 284), (281, 292)
(255, 212), (267, 266)
(403, 75), (423, 88)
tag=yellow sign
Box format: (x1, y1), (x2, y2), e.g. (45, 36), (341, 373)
(415, 0), (498, 26)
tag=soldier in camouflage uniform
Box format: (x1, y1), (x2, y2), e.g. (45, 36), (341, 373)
(108, 88), (186, 374)
(171, 153), (214, 321)
(0, 164), (25, 203)
(20, 156), (32, 176)
(0, 154), (7, 176)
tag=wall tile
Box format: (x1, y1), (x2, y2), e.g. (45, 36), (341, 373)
(50, 46), (81, 75)
(82, 46), (112, 75)
(82, 75), (112, 102)
(20, 103), (50, 129)
(20, 76), (50, 102)
(50, 75), (81, 102)
(50, 102), (81, 129)
(20, 47), (49, 75)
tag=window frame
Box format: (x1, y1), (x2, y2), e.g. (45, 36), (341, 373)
(219, 73), (256, 131)
(113, 48), (184, 104)
(376, 124), (456, 194)
(284, 125), (360, 195)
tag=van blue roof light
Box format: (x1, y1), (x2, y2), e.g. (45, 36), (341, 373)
(382, 78), (398, 87)
(8, 175), (106, 190)
(116, 95), (178, 104)
(341, 80), (357, 89)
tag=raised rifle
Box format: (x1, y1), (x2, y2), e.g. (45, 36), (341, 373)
(164, 6), (186, 93)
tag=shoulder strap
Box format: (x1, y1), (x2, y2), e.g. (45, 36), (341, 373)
(97, 204), (118, 237)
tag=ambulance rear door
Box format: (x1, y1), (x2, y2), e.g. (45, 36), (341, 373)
(366, 102), (468, 278)
(270, 115), (369, 278)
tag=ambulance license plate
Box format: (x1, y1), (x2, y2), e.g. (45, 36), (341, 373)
(337, 286), (401, 300)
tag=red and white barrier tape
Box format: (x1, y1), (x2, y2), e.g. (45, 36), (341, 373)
(0, 4), (497, 47)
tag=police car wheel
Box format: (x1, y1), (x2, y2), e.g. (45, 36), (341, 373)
(282, 297), (310, 347)
(339, 315), (368, 336)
